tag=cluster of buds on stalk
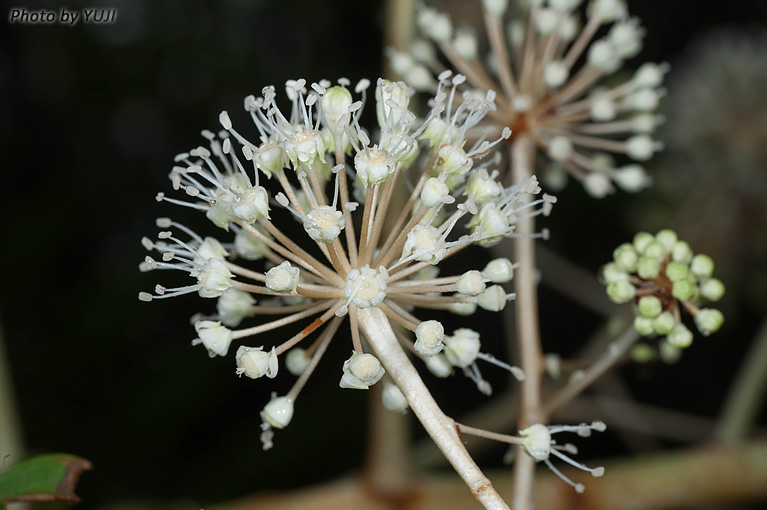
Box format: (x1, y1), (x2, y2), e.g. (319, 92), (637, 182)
(391, 0), (665, 196)
(602, 229), (725, 362)
(138, 74), (557, 452)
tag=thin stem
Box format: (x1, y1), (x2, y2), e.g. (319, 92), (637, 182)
(457, 423), (524, 446)
(357, 307), (509, 509)
(715, 316), (767, 443)
(510, 135), (542, 510)
(541, 326), (641, 417)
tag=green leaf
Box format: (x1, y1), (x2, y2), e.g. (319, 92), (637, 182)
(0, 454), (91, 504)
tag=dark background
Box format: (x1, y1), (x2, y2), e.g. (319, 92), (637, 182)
(2, 0), (766, 507)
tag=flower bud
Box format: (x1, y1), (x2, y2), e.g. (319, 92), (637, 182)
(695, 308), (724, 336)
(261, 395), (294, 429)
(671, 240), (693, 264)
(321, 86), (353, 135)
(633, 316), (654, 336)
(638, 295), (662, 318)
(636, 255), (661, 279)
(477, 285), (508, 312)
(607, 280), (636, 304)
(655, 229), (678, 252)
(448, 301), (477, 316)
(671, 280), (695, 301)
(700, 278), (725, 302)
(633, 231), (654, 254)
(456, 270), (486, 296)
(667, 323), (693, 349)
(382, 381), (409, 413)
(613, 243), (638, 272)
(285, 348), (311, 376)
(652, 311), (676, 335)
(690, 254), (714, 278)
(601, 262), (628, 284)
(423, 353), (452, 377)
(659, 340), (682, 363)
(482, 258), (514, 283)
(421, 177), (450, 208)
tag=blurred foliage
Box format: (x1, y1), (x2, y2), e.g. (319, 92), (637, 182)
(1, 0), (766, 508)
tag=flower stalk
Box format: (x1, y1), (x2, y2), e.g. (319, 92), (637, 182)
(359, 307), (510, 510)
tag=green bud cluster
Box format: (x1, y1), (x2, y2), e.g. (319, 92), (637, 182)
(601, 229), (726, 361)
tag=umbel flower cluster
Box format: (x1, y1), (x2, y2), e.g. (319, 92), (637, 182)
(391, 0), (665, 197)
(601, 229), (725, 362)
(139, 75), (556, 447)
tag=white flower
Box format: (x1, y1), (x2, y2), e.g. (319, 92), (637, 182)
(265, 261), (299, 293)
(217, 289), (256, 327)
(261, 394), (294, 429)
(444, 328), (481, 368)
(192, 320), (233, 357)
(382, 381), (409, 413)
(340, 353), (385, 390)
(235, 346), (278, 379)
(414, 320), (445, 356)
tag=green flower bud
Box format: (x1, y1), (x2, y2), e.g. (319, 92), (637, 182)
(672, 280), (694, 301)
(638, 295), (662, 318)
(665, 261), (690, 282)
(633, 316), (654, 336)
(633, 231), (654, 253)
(643, 241), (667, 260)
(321, 86), (353, 135)
(637, 255), (661, 279)
(690, 254), (714, 278)
(607, 280), (636, 304)
(671, 240), (693, 264)
(667, 323), (693, 349)
(652, 311), (676, 335)
(695, 308), (724, 336)
(659, 340), (682, 364)
(655, 229), (678, 251)
(602, 262), (628, 283)
(613, 243), (638, 272)
(631, 343), (657, 363)
(700, 278), (725, 302)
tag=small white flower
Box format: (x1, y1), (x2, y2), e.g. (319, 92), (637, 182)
(265, 261), (299, 293)
(261, 394), (294, 429)
(196, 258), (233, 298)
(436, 143), (473, 175)
(217, 289), (256, 328)
(414, 320), (446, 356)
(402, 225), (447, 265)
(340, 352), (385, 389)
(192, 320), (233, 357)
(444, 328), (481, 368)
(382, 381), (409, 413)
(235, 345), (279, 379)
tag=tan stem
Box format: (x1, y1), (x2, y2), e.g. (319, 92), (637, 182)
(510, 135), (543, 510)
(358, 307), (509, 509)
